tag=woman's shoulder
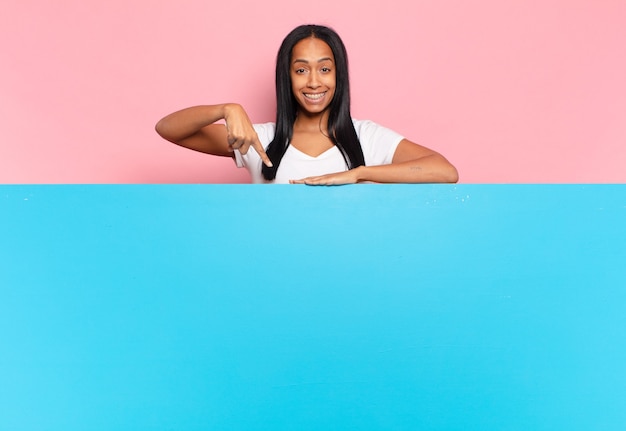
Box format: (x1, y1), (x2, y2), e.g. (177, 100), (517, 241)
(351, 119), (404, 142)
(351, 118), (376, 129)
(351, 118), (404, 164)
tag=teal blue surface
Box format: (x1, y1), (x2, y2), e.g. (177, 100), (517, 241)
(1, 185), (625, 430)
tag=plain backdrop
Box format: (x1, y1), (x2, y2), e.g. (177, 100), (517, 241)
(1, 0), (625, 183)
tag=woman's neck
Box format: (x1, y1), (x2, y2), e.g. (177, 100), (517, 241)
(294, 109), (330, 134)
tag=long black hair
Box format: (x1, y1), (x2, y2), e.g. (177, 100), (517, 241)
(262, 24), (365, 180)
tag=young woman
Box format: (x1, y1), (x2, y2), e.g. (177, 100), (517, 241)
(155, 24), (458, 185)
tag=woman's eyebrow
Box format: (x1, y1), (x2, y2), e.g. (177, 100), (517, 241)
(292, 57), (334, 64)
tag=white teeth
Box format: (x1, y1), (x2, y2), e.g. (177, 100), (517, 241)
(304, 92), (325, 100)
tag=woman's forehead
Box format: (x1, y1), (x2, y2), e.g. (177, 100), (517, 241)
(291, 37), (334, 62)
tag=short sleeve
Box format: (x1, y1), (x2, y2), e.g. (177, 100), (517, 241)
(353, 119), (404, 166)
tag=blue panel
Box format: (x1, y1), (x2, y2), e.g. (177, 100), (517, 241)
(1, 185), (625, 430)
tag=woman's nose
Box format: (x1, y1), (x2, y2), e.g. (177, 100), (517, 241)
(307, 71), (321, 87)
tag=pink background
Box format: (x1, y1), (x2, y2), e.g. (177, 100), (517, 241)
(2, 0), (625, 183)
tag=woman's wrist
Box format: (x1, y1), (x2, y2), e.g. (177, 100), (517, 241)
(222, 103), (242, 121)
(354, 165), (369, 182)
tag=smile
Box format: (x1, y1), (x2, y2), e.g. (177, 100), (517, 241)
(303, 92), (326, 100)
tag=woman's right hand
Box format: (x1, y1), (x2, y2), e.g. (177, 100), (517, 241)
(224, 104), (273, 167)
(156, 104), (272, 167)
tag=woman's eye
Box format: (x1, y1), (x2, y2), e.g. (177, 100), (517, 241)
(295, 68), (306, 74)
(321, 67), (331, 73)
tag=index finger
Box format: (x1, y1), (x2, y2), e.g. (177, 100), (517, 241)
(251, 138), (273, 168)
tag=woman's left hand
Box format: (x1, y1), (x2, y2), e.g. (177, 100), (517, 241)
(289, 168), (361, 186)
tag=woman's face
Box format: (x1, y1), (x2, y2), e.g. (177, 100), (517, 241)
(290, 37), (336, 116)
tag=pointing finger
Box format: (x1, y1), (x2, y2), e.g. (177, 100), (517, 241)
(252, 138), (273, 167)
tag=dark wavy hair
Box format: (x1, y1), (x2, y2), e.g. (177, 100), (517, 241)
(262, 24), (365, 180)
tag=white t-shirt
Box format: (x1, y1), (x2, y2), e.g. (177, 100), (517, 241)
(234, 119), (405, 184)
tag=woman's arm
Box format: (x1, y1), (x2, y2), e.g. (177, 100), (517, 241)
(290, 139), (458, 185)
(155, 104), (272, 166)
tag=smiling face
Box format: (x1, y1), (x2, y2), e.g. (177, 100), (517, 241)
(290, 37), (336, 117)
